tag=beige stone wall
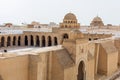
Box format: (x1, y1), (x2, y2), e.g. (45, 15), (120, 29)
(64, 67), (76, 80)
(29, 55), (39, 80)
(51, 52), (64, 80)
(97, 41), (118, 76)
(108, 52), (118, 76)
(86, 59), (95, 80)
(0, 55), (29, 80)
(98, 44), (107, 75)
(63, 39), (76, 61)
(114, 38), (120, 65)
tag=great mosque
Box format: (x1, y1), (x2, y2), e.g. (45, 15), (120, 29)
(0, 13), (120, 80)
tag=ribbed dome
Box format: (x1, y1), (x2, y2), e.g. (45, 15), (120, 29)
(93, 16), (102, 21)
(64, 13), (77, 20)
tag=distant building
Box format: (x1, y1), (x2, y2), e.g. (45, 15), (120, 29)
(90, 16), (104, 28)
(0, 13), (120, 80)
(49, 22), (59, 27)
(4, 23), (13, 27)
(27, 21), (41, 28)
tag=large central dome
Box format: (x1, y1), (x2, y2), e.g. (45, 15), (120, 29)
(60, 12), (80, 29)
(64, 13), (77, 20)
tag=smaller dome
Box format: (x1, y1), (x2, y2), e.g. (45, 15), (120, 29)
(93, 16), (102, 21)
(64, 13), (77, 20)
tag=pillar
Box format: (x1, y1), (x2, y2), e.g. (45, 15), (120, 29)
(40, 37), (42, 47)
(34, 39), (36, 47)
(28, 36), (31, 46)
(46, 37), (48, 47)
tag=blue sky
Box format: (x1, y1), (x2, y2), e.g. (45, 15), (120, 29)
(0, 0), (120, 25)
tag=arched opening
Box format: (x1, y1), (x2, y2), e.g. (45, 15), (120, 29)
(48, 36), (52, 46)
(65, 25), (67, 28)
(54, 37), (58, 46)
(36, 36), (40, 47)
(63, 33), (69, 39)
(89, 38), (92, 41)
(25, 36), (28, 46)
(13, 36), (16, 46)
(1, 37), (5, 47)
(18, 36), (21, 46)
(30, 35), (34, 46)
(7, 36), (11, 46)
(77, 61), (85, 80)
(42, 36), (46, 47)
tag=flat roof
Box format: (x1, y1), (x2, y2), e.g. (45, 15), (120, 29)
(0, 45), (63, 56)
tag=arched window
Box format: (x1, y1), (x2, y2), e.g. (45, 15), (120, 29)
(25, 36), (28, 46)
(65, 25), (67, 28)
(13, 36), (16, 46)
(48, 36), (52, 46)
(30, 35), (34, 46)
(7, 36), (11, 46)
(63, 33), (69, 39)
(42, 36), (45, 47)
(89, 38), (92, 41)
(18, 36), (21, 46)
(36, 35), (40, 47)
(54, 37), (58, 46)
(1, 37), (5, 47)
(68, 21), (70, 23)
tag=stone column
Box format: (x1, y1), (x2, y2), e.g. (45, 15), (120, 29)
(11, 37), (13, 47)
(5, 38), (7, 47)
(28, 36), (31, 46)
(52, 38), (54, 46)
(11, 40), (13, 47)
(40, 37), (42, 47)
(94, 43), (100, 75)
(21, 36), (25, 46)
(46, 37), (48, 47)
(34, 39), (36, 47)
(38, 36), (41, 47)
(16, 38), (18, 46)
(58, 38), (60, 45)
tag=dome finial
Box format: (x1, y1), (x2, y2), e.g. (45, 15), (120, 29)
(97, 10), (100, 17)
(97, 13), (99, 17)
